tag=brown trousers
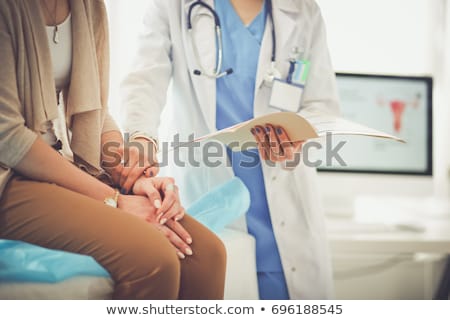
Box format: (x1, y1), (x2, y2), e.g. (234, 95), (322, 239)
(0, 177), (226, 299)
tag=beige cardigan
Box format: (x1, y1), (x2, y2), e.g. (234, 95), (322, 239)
(0, 0), (120, 195)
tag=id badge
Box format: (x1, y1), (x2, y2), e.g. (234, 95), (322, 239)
(269, 59), (310, 112)
(269, 79), (304, 112)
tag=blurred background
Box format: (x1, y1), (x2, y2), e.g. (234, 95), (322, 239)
(105, 0), (450, 299)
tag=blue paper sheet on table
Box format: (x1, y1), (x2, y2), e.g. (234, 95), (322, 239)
(0, 177), (250, 283)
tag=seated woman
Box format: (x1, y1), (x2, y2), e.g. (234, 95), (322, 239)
(0, 0), (226, 299)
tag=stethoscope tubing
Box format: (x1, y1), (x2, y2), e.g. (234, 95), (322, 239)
(187, 0), (276, 79)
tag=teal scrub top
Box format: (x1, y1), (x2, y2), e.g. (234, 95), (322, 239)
(214, 0), (284, 274)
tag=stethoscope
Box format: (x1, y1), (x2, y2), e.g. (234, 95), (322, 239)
(187, 0), (280, 83)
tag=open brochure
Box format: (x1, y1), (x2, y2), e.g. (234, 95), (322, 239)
(193, 112), (404, 151)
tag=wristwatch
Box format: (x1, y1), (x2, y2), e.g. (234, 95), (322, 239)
(104, 189), (120, 208)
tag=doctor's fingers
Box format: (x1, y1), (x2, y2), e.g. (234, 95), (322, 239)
(251, 126), (270, 160)
(292, 141), (304, 153)
(265, 123), (286, 162)
(275, 126), (296, 161)
(120, 162), (149, 195)
(118, 147), (140, 191)
(284, 141), (304, 170)
(107, 163), (124, 187)
(101, 145), (123, 185)
(121, 150), (158, 194)
(156, 223), (193, 258)
(143, 163), (160, 178)
(142, 148), (160, 179)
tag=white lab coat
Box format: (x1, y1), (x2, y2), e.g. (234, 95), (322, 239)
(121, 0), (339, 299)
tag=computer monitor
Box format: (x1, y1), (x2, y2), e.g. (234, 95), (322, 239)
(318, 73), (433, 175)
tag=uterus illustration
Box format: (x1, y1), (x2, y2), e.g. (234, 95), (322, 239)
(377, 94), (421, 133)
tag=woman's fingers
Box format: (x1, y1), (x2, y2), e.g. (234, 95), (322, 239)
(174, 208), (186, 222)
(157, 190), (177, 223)
(151, 177), (181, 224)
(133, 176), (185, 226)
(166, 219), (193, 245)
(158, 196), (181, 224)
(142, 183), (163, 216)
(156, 223), (193, 257)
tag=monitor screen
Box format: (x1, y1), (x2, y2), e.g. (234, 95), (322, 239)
(318, 73), (433, 175)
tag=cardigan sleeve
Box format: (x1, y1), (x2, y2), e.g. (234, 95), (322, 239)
(92, 1), (121, 135)
(0, 14), (38, 168)
(102, 113), (121, 134)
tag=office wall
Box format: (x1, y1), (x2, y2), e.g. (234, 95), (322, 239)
(316, 0), (450, 214)
(316, 0), (436, 75)
(105, 0), (148, 118)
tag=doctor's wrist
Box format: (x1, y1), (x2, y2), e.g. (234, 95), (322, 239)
(129, 132), (159, 153)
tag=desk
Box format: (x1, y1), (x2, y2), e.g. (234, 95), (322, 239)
(328, 219), (450, 254)
(326, 218), (450, 299)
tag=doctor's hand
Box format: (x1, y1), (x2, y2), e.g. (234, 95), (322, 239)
(251, 123), (304, 169)
(118, 194), (193, 259)
(132, 176), (186, 225)
(110, 138), (160, 195)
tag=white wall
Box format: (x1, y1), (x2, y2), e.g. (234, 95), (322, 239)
(315, 0), (450, 215)
(105, 0), (149, 118)
(316, 0), (435, 75)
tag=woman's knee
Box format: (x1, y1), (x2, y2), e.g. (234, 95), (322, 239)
(211, 234), (227, 266)
(103, 223), (176, 272)
(178, 230), (227, 299)
(119, 233), (180, 278)
(197, 230), (227, 270)
(111, 232), (181, 299)
(143, 246), (181, 293)
(183, 216), (227, 268)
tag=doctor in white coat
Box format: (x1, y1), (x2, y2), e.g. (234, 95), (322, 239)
(120, 0), (339, 299)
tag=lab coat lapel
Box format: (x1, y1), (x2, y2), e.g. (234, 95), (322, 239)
(182, 0), (217, 133)
(254, 0), (299, 115)
(254, 13), (273, 100)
